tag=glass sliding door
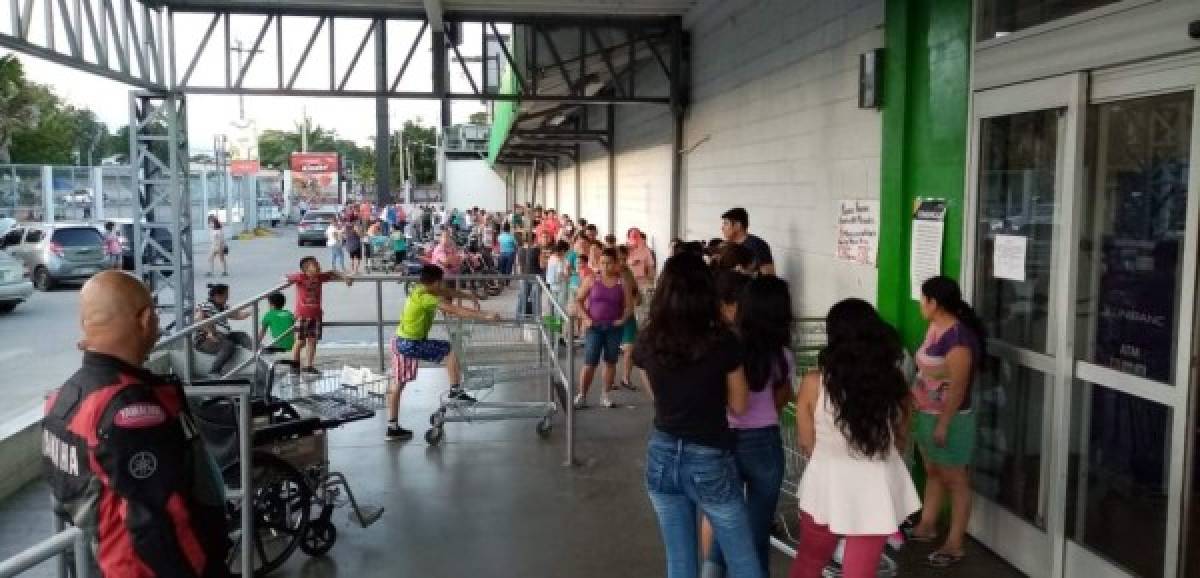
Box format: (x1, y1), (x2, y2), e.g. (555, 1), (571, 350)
(966, 73), (1085, 578)
(1067, 64), (1198, 578)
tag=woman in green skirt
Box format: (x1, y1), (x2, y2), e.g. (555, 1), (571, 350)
(910, 276), (984, 569)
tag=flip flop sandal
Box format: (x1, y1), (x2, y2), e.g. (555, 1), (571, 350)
(926, 551), (965, 568)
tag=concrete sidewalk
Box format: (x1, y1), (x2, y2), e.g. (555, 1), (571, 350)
(0, 346), (1023, 578)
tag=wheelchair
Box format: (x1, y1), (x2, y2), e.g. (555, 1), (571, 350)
(191, 360), (383, 576)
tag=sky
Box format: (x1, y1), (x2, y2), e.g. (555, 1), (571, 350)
(2, 14), (497, 154)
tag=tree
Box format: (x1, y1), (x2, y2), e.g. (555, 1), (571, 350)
(0, 56), (39, 164)
(468, 111), (489, 125)
(392, 120), (438, 186)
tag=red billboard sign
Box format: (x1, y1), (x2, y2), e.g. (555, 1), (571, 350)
(290, 152), (340, 207)
(230, 159), (260, 177)
(290, 153), (339, 173)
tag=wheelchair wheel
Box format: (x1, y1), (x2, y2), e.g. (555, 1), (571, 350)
(300, 521), (337, 557)
(226, 451), (312, 577)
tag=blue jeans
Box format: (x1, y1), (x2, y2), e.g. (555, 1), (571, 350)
(516, 280), (541, 317)
(707, 426), (785, 577)
(583, 323), (623, 366)
(646, 429), (764, 578)
(331, 246), (345, 270)
(498, 252), (515, 275)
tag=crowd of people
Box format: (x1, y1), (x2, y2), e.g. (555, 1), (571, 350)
(47, 198), (985, 578)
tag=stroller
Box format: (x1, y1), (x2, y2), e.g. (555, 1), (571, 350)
(191, 362), (384, 576)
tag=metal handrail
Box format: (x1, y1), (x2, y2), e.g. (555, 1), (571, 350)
(0, 526), (87, 578)
(155, 272), (578, 465)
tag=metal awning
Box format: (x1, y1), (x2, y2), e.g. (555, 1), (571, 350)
(148, 0), (696, 17)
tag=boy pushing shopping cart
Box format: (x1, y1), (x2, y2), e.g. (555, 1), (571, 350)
(385, 264), (500, 441)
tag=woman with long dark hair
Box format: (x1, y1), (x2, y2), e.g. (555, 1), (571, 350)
(789, 299), (920, 578)
(634, 253), (762, 578)
(909, 276), (984, 568)
(706, 275), (795, 577)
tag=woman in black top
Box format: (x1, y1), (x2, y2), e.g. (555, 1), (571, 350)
(633, 253), (763, 578)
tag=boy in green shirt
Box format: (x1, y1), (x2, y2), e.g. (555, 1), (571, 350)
(260, 291), (296, 355)
(386, 264), (500, 441)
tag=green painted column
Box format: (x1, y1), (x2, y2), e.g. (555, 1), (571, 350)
(878, 0), (972, 351)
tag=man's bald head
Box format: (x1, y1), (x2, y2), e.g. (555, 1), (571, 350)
(81, 271), (152, 327)
(80, 272), (158, 363)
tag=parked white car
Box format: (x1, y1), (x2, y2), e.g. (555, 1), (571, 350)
(0, 250), (33, 313)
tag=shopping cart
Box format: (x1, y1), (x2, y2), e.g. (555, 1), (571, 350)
(365, 236), (393, 273)
(423, 318), (565, 445)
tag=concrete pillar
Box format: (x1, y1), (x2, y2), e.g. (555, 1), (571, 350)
(42, 165), (53, 224)
(375, 18), (392, 205)
(92, 166), (105, 221)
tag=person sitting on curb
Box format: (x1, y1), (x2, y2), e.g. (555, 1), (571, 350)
(386, 264), (500, 441)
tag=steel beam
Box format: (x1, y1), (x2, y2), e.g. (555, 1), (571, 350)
(130, 91), (193, 331)
(607, 103), (615, 234)
(389, 20), (427, 93)
(339, 19), (375, 91)
(374, 17), (391, 205)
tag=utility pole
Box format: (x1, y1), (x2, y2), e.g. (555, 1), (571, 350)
(229, 40), (263, 121)
(300, 105), (309, 152)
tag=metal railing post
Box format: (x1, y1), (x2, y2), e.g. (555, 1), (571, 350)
(238, 390), (253, 577)
(564, 307), (576, 467)
(54, 517), (66, 578)
(375, 280), (385, 372)
(251, 301), (261, 388)
(71, 528), (88, 578)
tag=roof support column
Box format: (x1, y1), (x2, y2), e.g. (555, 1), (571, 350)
(574, 145), (581, 219)
(606, 103), (615, 236)
(374, 18), (391, 204)
(554, 159), (561, 212)
(669, 18), (686, 239)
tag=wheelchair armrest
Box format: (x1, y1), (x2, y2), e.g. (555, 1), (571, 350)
(252, 416), (323, 445)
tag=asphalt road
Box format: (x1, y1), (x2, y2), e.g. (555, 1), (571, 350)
(0, 226), (519, 425)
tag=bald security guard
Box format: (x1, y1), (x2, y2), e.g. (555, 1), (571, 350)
(43, 271), (231, 578)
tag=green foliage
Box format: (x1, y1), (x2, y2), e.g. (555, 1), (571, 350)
(393, 120), (437, 186)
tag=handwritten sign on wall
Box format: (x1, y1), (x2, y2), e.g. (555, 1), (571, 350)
(835, 200), (880, 266)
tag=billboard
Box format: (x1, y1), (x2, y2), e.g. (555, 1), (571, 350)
(228, 119), (260, 176)
(290, 152), (340, 207)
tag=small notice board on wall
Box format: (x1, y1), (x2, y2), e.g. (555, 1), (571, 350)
(910, 199), (947, 300)
(835, 200), (880, 266)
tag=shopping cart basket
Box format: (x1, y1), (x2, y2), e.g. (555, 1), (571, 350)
(423, 318), (564, 445)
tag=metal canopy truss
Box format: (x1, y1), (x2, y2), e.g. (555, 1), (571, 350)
(131, 91), (193, 329)
(167, 8), (679, 105)
(0, 0), (170, 89)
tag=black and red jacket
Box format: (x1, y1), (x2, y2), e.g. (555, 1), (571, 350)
(43, 352), (231, 578)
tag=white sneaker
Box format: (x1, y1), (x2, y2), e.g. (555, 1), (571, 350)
(601, 395), (615, 409)
(573, 394), (588, 409)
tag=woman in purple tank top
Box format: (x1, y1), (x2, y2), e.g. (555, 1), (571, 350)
(573, 247), (634, 408)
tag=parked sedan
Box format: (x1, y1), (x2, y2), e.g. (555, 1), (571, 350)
(0, 251), (33, 313)
(297, 211), (337, 246)
(0, 223), (107, 290)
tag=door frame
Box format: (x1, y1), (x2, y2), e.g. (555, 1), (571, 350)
(964, 55), (1200, 577)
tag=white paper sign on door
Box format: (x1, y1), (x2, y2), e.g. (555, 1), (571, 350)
(910, 199), (946, 300)
(992, 234), (1028, 282)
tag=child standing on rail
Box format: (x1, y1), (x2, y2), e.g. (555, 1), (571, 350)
(285, 256), (353, 375)
(386, 264), (501, 441)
